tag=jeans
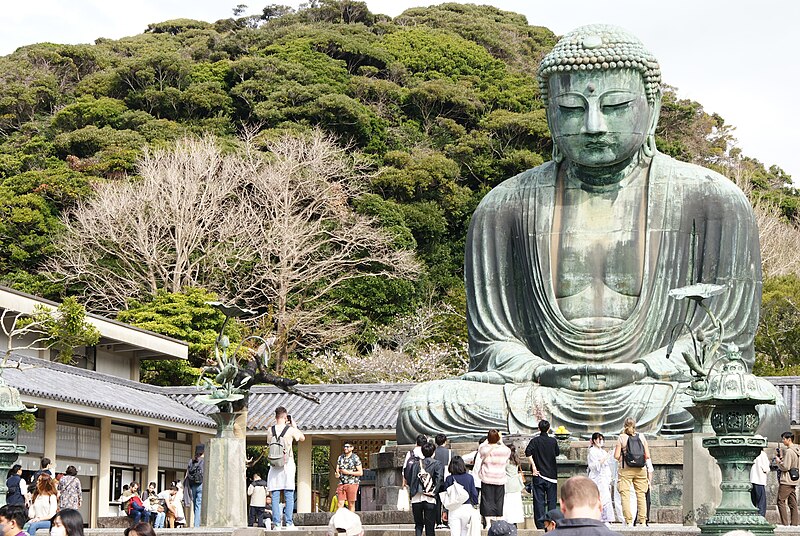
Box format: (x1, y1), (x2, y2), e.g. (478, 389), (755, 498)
(532, 476), (557, 529)
(272, 489), (295, 527)
(128, 503), (151, 525)
(249, 505), (266, 527)
(191, 482), (203, 527)
(751, 483), (767, 517)
(27, 521), (52, 535)
(412, 500), (437, 536)
(153, 511), (166, 528)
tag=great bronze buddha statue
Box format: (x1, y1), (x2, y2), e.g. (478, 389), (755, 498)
(396, 24), (788, 442)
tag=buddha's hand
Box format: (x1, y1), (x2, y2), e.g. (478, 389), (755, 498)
(460, 370), (509, 384)
(533, 363), (647, 391)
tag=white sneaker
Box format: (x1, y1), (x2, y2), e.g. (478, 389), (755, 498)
(285, 524), (297, 530)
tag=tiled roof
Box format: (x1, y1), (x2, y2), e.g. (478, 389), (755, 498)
(8, 357), (798, 436)
(2, 355), (214, 429)
(166, 383), (414, 433)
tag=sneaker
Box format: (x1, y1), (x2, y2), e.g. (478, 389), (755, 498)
(435, 525), (447, 529)
(285, 524), (297, 530)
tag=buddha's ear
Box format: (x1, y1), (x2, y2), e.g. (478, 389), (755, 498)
(648, 89), (662, 137)
(643, 90), (662, 157)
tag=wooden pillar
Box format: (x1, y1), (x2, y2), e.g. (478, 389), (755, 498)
(43, 408), (57, 467)
(147, 426), (159, 489)
(328, 438), (342, 508)
(94, 417), (112, 527)
(130, 357), (140, 382)
(296, 436), (313, 513)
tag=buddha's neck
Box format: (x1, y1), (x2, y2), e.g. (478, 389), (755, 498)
(566, 155), (647, 191)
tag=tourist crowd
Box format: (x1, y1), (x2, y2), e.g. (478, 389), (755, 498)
(8, 406), (793, 534)
(398, 417), (656, 536)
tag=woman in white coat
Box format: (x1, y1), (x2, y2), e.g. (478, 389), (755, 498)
(587, 432), (614, 523)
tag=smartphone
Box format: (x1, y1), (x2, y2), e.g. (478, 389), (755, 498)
(287, 414), (293, 423)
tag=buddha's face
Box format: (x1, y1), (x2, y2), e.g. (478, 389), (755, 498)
(548, 68), (651, 168)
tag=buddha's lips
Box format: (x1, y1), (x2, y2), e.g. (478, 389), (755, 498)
(585, 140), (611, 148)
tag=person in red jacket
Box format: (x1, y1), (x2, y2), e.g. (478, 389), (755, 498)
(126, 482), (151, 525)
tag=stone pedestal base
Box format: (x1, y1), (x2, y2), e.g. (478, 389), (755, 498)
(682, 433), (721, 525)
(202, 413), (247, 527)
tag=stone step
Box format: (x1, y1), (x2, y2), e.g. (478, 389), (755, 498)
(75, 525), (800, 536)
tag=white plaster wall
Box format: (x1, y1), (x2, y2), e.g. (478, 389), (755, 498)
(95, 348), (133, 380)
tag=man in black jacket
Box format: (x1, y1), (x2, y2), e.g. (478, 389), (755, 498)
(525, 420), (559, 529)
(408, 442), (444, 536)
(552, 476), (621, 536)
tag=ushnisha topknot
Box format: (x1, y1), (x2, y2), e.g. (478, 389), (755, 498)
(537, 24), (662, 105)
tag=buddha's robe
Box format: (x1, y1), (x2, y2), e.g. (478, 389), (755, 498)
(396, 153), (788, 443)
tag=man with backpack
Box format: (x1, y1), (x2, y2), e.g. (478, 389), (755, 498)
(776, 431), (800, 525)
(402, 434), (428, 489)
(613, 417), (649, 526)
(185, 445), (204, 527)
(408, 441), (444, 536)
(267, 406), (305, 529)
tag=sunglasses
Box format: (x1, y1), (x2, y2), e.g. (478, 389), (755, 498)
(344, 445), (353, 448)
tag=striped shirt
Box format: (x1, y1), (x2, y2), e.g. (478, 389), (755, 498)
(478, 443), (511, 485)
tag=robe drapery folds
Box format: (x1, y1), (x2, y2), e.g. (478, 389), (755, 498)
(396, 154), (786, 443)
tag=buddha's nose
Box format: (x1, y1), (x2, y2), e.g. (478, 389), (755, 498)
(583, 102), (608, 134)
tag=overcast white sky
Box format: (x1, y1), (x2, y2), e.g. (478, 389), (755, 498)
(2, 0), (797, 181)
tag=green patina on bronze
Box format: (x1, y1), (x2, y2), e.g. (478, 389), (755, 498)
(691, 350), (776, 534)
(396, 24), (789, 443)
(0, 377), (35, 507)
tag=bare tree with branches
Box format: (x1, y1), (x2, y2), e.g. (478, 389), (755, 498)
(730, 164), (800, 277)
(49, 132), (419, 372)
(222, 133), (420, 370)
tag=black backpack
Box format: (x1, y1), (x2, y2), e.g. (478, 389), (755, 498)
(623, 434), (646, 468)
(187, 459), (203, 484)
(403, 450), (420, 485)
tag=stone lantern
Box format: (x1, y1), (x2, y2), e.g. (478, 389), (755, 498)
(692, 351), (775, 536)
(0, 377), (35, 507)
(668, 283), (776, 534)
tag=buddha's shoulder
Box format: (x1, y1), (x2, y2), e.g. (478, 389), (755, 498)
(654, 153), (744, 198)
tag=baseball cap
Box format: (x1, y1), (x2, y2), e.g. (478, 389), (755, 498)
(544, 508), (565, 522)
(329, 507), (363, 536)
(487, 520), (517, 536)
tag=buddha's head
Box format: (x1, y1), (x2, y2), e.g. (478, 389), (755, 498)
(538, 25), (662, 168)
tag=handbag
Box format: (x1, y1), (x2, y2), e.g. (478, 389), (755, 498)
(439, 480), (470, 510)
(396, 488), (410, 511)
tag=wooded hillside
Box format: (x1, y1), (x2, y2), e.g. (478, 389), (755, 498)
(1, 2), (798, 381)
